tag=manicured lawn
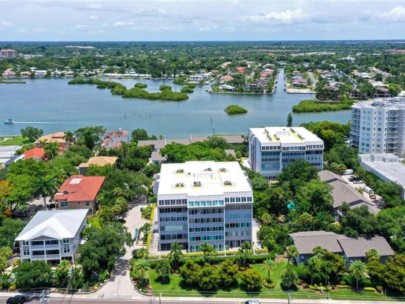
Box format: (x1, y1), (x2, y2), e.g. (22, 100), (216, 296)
(149, 261), (402, 301)
(0, 136), (26, 146)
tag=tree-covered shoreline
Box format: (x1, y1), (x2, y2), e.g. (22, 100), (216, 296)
(68, 78), (190, 101)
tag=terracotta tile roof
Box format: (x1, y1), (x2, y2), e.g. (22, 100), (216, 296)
(23, 148), (45, 160)
(36, 132), (67, 144)
(236, 67), (246, 73)
(221, 75), (234, 82)
(54, 175), (105, 202)
(79, 156), (118, 168)
(104, 130), (129, 137)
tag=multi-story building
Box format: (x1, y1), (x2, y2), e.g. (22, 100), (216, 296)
(0, 49), (17, 58)
(248, 127), (324, 179)
(15, 209), (88, 263)
(350, 97), (405, 156)
(154, 161), (253, 252)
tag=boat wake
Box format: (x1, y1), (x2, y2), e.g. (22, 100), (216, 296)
(13, 121), (58, 124)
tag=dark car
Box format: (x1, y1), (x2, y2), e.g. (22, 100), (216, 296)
(6, 295), (28, 304)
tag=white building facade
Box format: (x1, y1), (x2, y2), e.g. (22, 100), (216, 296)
(15, 209), (88, 263)
(350, 97), (405, 156)
(249, 127), (324, 179)
(154, 161), (253, 252)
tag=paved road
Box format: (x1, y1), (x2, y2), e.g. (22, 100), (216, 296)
(2, 297), (405, 304)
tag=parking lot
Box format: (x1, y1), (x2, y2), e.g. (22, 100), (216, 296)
(340, 174), (384, 209)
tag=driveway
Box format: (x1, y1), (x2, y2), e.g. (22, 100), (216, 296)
(92, 202), (149, 299)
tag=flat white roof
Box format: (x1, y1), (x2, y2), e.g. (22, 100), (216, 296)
(353, 97), (405, 109)
(250, 127), (323, 145)
(360, 154), (405, 187)
(158, 161), (252, 197)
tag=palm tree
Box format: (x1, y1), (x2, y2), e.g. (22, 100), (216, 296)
(308, 256), (322, 284)
(64, 130), (74, 143)
(349, 260), (368, 290)
(37, 173), (59, 209)
(225, 245), (230, 257)
(168, 241), (183, 271)
(200, 242), (215, 262)
(43, 142), (59, 160)
(155, 260), (171, 282)
(286, 245), (299, 264)
(264, 258), (275, 283)
(238, 241), (252, 267)
(131, 259), (150, 288)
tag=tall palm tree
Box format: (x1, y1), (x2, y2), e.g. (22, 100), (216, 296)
(64, 130), (74, 143)
(43, 142), (59, 160)
(168, 241), (183, 271)
(349, 260), (368, 290)
(238, 241), (252, 267)
(286, 245), (299, 264)
(37, 173), (59, 209)
(308, 256), (322, 284)
(199, 242), (215, 262)
(264, 258), (275, 283)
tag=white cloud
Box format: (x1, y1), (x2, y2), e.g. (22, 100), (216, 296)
(73, 24), (87, 30)
(114, 21), (126, 27)
(15, 27), (28, 34)
(89, 15), (99, 20)
(242, 8), (305, 24)
(379, 6), (405, 22)
(199, 26), (213, 31)
(32, 27), (46, 33)
(0, 21), (12, 31)
(87, 4), (102, 10)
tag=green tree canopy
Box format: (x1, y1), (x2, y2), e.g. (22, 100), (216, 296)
(20, 126), (44, 142)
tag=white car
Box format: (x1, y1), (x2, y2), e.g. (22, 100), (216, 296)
(245, 301), (261, 304)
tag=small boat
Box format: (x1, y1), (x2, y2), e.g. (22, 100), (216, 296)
(4, 118), (15, 124)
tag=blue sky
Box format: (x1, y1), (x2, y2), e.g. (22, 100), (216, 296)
(1, 0), (405, 41)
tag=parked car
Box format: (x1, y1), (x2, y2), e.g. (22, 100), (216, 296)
(7, 295), (27, 304)
(353, 179), (363, 184)
(245, 301), (261, 304)
(363, 186), (374, 195)
(348, 175), (355, 181)
(369, 193), (376, 200)
(344, 169), (354, 175)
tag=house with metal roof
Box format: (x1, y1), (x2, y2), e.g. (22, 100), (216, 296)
(290, 231), (394, 264)
(318, 170), (380, 218)
(15, 209), (88, 263)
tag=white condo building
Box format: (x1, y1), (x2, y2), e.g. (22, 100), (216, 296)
(154, 161), (253, 252)
(248, 127), (324, 178)
(350, 97), (405, 156)
(15, 209), (88, 263)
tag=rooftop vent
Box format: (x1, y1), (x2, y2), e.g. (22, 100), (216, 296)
(193, 181), (202, 187)
(70, 178), (82, 184)
(224, 180), (232, 186)
(175, 183), (184, 188)
(219, 168), (227, 173)
(204, 167), (212, 171)
(176, 169), (184, 174)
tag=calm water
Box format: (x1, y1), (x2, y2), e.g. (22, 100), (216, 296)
(0, 69), (350, 137)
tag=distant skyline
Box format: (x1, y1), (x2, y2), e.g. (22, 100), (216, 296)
(1, 0), (405, 41)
